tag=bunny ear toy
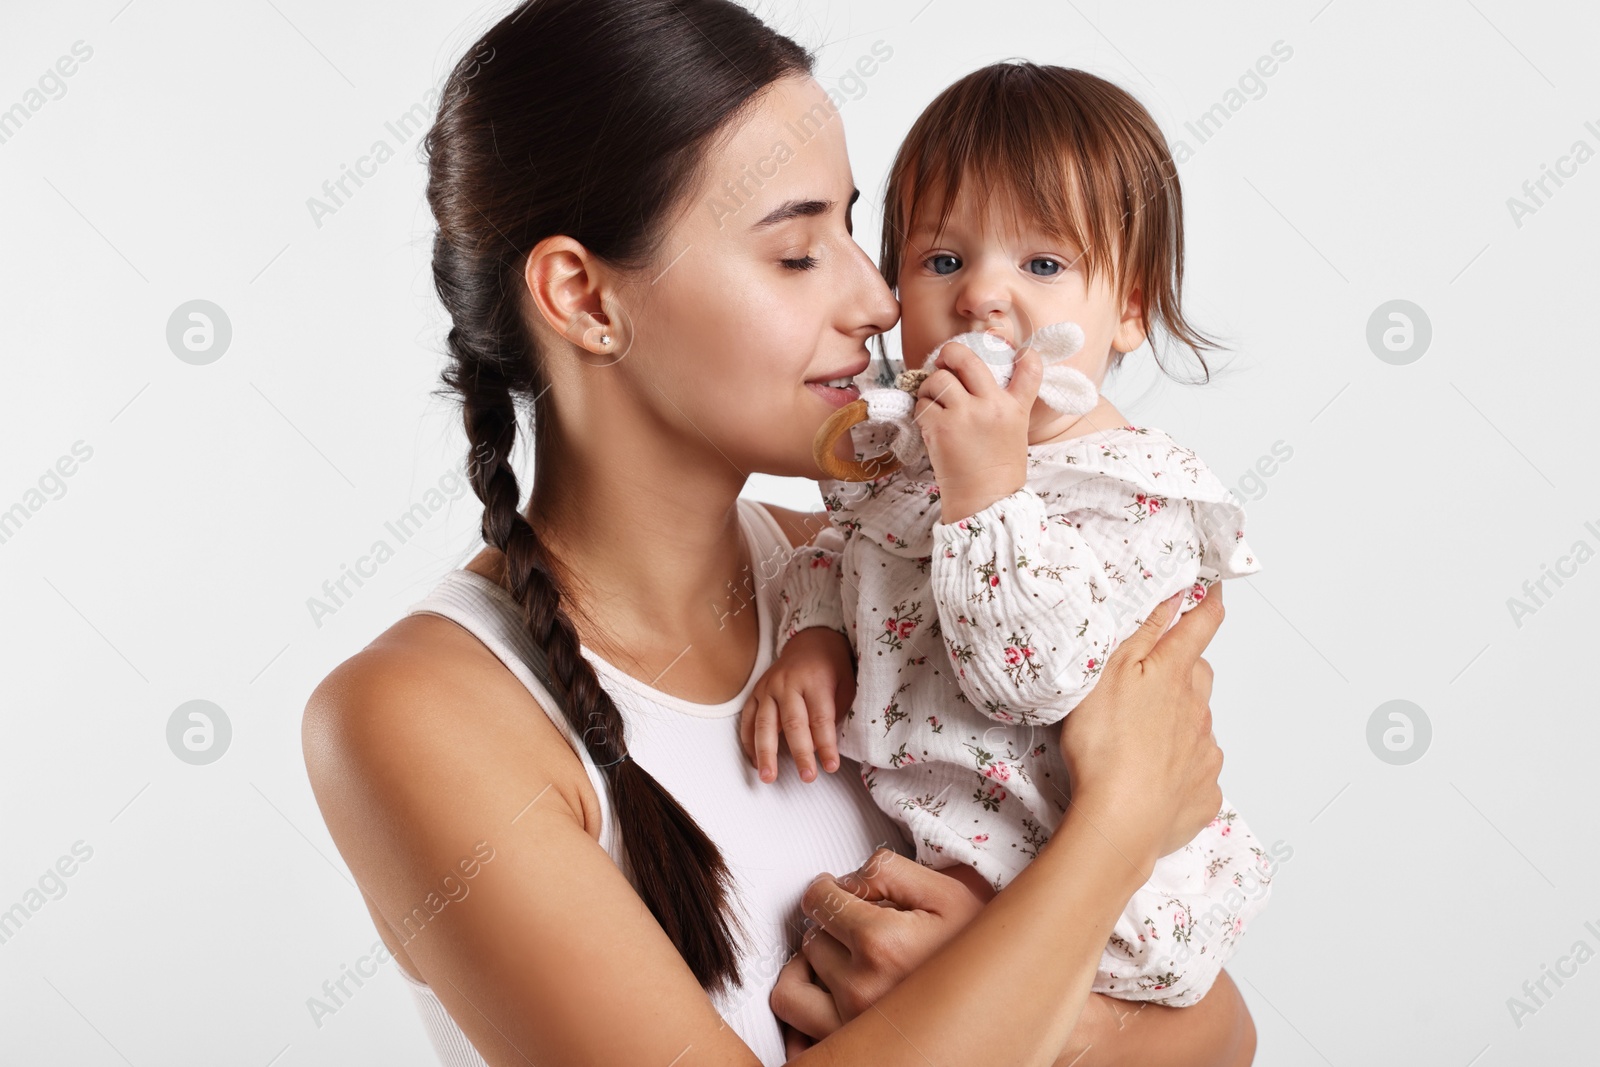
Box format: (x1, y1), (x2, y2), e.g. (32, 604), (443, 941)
(812, 321), (1100, 482)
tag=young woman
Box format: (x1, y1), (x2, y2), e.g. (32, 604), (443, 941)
(301, 1), (1254, 1063)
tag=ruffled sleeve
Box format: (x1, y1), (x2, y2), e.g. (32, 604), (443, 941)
(928, 427), (1261, 725)
(929, 488), (1118, 725)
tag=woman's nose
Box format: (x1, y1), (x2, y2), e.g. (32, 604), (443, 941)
(851, 247), (900, 335)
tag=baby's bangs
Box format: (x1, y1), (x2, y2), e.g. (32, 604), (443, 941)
(889, 65), (1127, 290)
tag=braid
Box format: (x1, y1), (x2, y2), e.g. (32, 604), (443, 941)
(455, 342), (747, 995)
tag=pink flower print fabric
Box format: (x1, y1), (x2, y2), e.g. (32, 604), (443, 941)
(775, 424), (1271, 1005)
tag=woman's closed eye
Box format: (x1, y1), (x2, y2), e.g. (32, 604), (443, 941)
(781, 253), (819, 271)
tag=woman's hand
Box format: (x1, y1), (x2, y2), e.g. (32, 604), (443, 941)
(1059, 585), (1227, 864)
(773, 845), (1255, 1065)
(771, 848), (984, 1040)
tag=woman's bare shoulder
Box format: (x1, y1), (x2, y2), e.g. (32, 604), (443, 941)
(301, 612), (602, 853)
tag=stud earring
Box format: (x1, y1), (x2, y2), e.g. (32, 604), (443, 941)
(599, 332), (612, 347)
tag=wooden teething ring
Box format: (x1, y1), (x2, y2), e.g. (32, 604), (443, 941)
(812, 398), (905, 482)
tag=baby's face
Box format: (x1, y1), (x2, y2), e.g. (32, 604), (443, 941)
(895, 179), (1146, 387)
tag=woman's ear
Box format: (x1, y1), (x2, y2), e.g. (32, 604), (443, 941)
(523, 236), (618, 355)
(1111, 283), (1148, 355)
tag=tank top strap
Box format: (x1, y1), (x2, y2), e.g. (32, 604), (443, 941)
(736, 496), (795, 563)
(403, 498), (789, 867)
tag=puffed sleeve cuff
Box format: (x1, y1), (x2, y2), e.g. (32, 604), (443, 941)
(774, 536), (849, 659)
(931, 487), (1051, 574)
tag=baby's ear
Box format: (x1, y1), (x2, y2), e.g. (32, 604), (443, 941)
(1112, 286), (1148, 354)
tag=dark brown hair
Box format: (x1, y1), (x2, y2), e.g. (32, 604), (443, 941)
(880, 61), (1219, 382)
(422, 0), (812, 996)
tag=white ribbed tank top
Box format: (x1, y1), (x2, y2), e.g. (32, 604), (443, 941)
(396, 498), (911, 1067)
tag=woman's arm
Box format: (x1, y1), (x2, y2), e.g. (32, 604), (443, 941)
(306, 663), (1147, 1065)
(780, 947), (1254, 1067)
(1060, 971), (1256, 1067)
(306, 638), (770, 1065)
(777, 859), (1254, 1067)
(304, 588), (1222, 1065)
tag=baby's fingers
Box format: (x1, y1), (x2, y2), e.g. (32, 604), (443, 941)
(779, 690), (821, 783)
(1004, 344), (1043, 407)
(753, 695), (782, 783)
(805, 684), (841, 774)
(738, 696), (757, 765)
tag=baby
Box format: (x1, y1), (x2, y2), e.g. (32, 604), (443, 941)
(742, 62), (1273, 1007)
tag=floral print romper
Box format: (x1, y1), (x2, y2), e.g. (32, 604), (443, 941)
(778, 421), (1275, 1005)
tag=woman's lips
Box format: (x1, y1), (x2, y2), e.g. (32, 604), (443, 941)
(806, 381), (861, 408)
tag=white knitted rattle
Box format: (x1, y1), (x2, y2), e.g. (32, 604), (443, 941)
(812, 321), (1099, 482)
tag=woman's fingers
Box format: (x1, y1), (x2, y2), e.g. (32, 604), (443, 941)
(782, 1022), (815, 1059)
(800, 920), (894, 1023)
(769, 953), (842, 1041)
(1117, 592), (1184, 663)
(804, 849), (975, 952)
(1057, 583), (1232, 861)
(1192, 655), (1214, 704)
(834, 846), (970, 915)
(790, 852), (992, 1029)
(798, 851), (987, 1022)
(799, 871), (886, 956)
(798, 922), (861, 1007)
(1113, 583), (1224, 674)
(1149, 583), (1225, 670)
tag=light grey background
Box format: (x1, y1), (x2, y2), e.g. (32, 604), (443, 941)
(2, 0), (1595, 1063)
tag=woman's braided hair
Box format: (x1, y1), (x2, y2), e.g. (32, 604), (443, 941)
(422, 0), (813, 995)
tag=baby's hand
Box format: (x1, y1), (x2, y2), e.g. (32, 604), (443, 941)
(914, 339), (1044, 522)
(739, 627), (856, 783)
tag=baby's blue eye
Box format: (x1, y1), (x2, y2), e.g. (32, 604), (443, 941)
(1028, 258), (1063, 277)
(926, 254), (960, 275)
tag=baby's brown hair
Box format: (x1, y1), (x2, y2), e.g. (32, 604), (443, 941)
(880, 61), (1218, 381)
